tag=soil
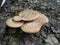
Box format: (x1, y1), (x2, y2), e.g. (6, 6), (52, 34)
(0, 0), (60, 45)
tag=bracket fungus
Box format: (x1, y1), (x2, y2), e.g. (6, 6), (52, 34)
(18, 9), (40, 21)
(6, 9), (49, 33)
(6, 18), (24, 28)
(21, 13), (49, 33)
(21, 20), (42, 33)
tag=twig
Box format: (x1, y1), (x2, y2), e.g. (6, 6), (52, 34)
(1, 0), (6, 7)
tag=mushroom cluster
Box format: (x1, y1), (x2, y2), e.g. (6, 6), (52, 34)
(6, 9), (49, 33)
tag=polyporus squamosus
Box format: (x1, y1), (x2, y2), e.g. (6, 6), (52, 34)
(13, 9), (40, 22)
(6, 18), (24, 28)
(6, 9), (49, 33)
(18, 9), (40, 21)
(21, 13), (49, 33)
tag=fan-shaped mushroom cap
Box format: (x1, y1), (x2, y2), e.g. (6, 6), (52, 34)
(36, 13), (49, 25)
(19, 9), (40, 21)
(21, 13), (49, 33)
(21, 20), (42, 33)
(13, 16), (22, 22)
(6, 18), (24, 28)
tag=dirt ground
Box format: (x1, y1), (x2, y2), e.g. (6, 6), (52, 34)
(0, 0), (60, 45)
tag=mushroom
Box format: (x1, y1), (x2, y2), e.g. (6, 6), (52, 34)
(19, 9), (40, 21)
(13, 16), (22, 22)
(36, 13), (49, 25)
(6, 18), (24, 28)
(21, 21), (42, 33)
(21, 13), (49, 33)
(6, 9), (49, 33)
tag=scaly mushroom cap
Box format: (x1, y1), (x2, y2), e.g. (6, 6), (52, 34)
(36, 13), (49, 25)
(13, 16), (22, 22)
(19, 9), (40, 21)
(6, 18), (24, 28)
(21, 20), (42, 33)
(21, 13), (49, 33)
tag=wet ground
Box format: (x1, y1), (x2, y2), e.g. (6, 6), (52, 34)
(0, 0), (60, 45)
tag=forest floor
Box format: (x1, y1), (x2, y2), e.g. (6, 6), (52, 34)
(0, 0), (60, 45)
